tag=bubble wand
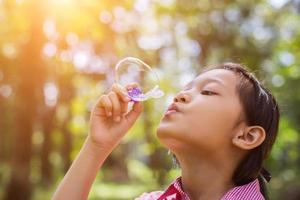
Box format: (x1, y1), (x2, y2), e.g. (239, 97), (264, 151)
(114, 57), (164, 102)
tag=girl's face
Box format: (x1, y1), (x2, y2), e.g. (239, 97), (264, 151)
(157, 69), (244, 153)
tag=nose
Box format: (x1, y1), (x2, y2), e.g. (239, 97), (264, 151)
(173, 91), (191, 103)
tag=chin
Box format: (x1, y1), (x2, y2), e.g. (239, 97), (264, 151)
(156, 124), (183, 150)
(156, 122), (173, 139)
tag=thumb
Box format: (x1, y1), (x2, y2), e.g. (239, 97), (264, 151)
(125, 101), (143, 126)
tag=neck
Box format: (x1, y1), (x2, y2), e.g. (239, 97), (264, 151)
(176, 151), (236, 200)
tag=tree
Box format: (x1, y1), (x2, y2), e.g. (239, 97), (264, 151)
(4, 1), (46, 199)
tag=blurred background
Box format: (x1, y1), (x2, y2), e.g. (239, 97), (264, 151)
(0, 0), (299, 199)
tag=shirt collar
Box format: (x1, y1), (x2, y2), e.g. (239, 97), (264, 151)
(157, 177), (264, 200)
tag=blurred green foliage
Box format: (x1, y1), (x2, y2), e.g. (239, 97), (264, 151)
(0, 0), (300, 199)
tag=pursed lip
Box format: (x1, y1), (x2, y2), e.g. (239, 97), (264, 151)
(165, 103), (180, 113)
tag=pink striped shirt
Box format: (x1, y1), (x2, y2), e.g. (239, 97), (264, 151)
(135, 177), (264, 200)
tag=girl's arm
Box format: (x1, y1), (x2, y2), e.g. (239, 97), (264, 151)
(52, 83), (143, 200)
(52, 137), (111, 200)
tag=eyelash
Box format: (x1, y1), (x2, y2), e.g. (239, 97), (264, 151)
(182, 86), (217, 96)
(201, 90), (216, 95)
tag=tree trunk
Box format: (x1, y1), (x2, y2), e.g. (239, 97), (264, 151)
(0, 97), (4, 161)
(4, 1), (45, 199)
(41, 106), (56, 185)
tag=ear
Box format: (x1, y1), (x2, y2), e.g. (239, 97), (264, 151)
(232, 126), (266, 150)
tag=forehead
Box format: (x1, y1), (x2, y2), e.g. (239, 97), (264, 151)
(195, 69), (239, 93)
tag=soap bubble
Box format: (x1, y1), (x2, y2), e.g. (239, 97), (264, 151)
(114, 57), (164, 102)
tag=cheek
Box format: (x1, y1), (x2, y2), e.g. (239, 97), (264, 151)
(184, 101), (238, 147)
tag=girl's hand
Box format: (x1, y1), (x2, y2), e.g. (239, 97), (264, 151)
(89, 83), (143, 152)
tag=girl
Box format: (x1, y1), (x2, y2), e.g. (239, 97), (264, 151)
(53, 63), (280, 200)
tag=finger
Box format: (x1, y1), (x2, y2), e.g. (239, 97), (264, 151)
(112, 86), (129, 114)
(112, 83), (131, 102)
(112, 83), (131, 115)
(99, 95), (112, 117)
(125, 101), (143, 125)
(120, 101), (128, 114)
(126, 82), (140, 91)
(108, 91), (122, 122)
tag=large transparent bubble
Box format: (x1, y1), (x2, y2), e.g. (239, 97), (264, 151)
(114, 57), (164, 102)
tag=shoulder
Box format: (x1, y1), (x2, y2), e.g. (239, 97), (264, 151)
(134, 191), (164, 200)
(222, 179), (265, 200)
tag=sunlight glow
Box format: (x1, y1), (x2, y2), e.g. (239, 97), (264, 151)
(279, 51), (295, 66)
(73, 51), (90, 70)
(2, 43), (17, 59)
(99, 11), (113, 24)
(66, 33), (79, 46)
(0, 84), (12, 98)
(272, 75), (285, 87)
(43, 42), (57, 58)
(43, 82), (59, 107)
(52, 0), (75, 6)
(268, 0), (289, 9)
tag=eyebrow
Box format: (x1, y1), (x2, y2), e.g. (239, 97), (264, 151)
(184, 77), (226, 89)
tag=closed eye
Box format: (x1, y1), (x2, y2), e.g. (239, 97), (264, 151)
(201, 90), (217, 95)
